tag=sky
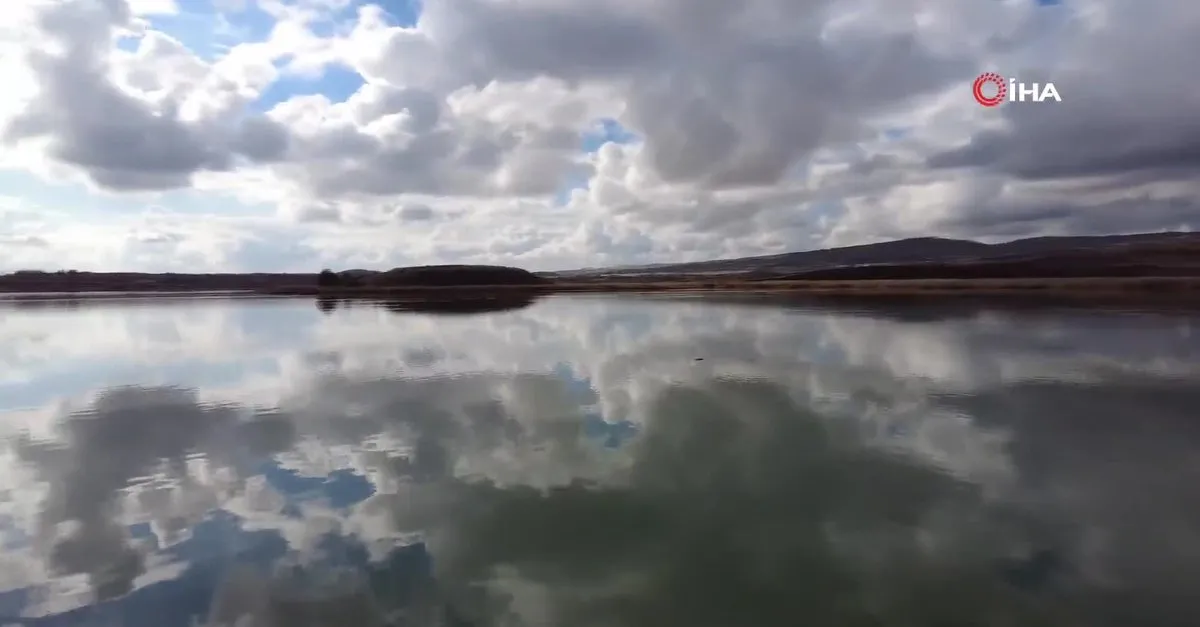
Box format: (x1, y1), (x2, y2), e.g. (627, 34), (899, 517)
(0, 0), (1197, 273)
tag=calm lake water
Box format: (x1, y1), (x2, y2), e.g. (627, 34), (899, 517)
(1, 294), (1199, 626)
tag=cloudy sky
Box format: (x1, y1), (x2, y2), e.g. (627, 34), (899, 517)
(0, 0), (1196, 273)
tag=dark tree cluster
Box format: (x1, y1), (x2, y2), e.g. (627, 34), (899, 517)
(314, 265), (549, 289)
(317, 269), (341, 287)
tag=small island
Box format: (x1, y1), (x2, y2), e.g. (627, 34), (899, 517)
(301, 264), (552, 312)
(306, 264), (551, 293)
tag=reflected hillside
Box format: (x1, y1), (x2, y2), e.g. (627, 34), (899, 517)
(417, 379), (1055, 627)
(371, 293), (542, 315)
(0, 296), (1198, 625)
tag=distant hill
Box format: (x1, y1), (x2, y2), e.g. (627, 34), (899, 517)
(0, 264), (549, 294)
(0, 270), (314, 293)
(4, 233), (1198, 295)
(546, 232), (1200, 278)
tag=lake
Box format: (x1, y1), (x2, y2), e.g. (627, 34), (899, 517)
(1, 294), (1198, 626)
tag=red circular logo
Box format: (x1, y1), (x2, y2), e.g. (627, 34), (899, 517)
(972, 72), (1006, 107)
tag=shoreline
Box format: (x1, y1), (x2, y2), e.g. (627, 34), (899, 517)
(278, 276), (1200, 298)
(2, 277), (1199, 304)
(2, 275), (1200, 301)
(5, 279), (1200, 315)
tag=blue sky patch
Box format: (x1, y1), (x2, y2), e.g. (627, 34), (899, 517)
(551, 362), (598, 400)
(137, 2), (275, 61)
(581, 118), (638, 153)
(258, 461), (376, 509)
(311, 0), (422, 36)
(368, 0), (423, 26)
(255, 63), (366, 110)
(554, 119), (639, 204)
(128, 2), (397, 114)
(582, 414), (638, 448)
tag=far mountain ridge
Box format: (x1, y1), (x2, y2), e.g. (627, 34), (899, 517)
(546, 232), (1200, 278)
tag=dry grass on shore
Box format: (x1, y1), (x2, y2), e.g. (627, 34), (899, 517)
(261, 276), (1200, 299)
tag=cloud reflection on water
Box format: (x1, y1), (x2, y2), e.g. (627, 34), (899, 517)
(0, 296), (1197, 626)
